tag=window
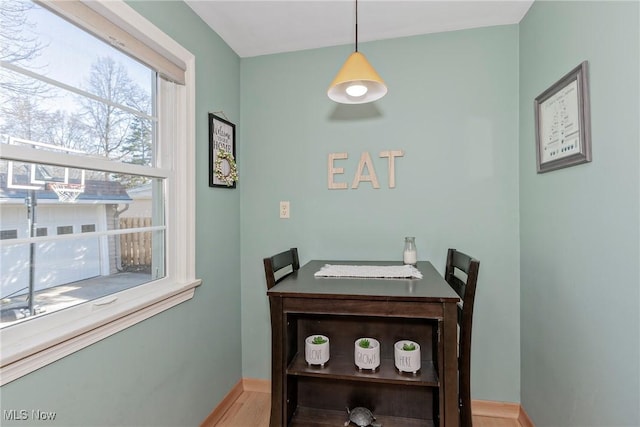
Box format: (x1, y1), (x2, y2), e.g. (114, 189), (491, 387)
(0, 0), (197, 385)
(81, 224), (96, 233)
(0, 230), (18, 240)
(56, 226), (74, 235)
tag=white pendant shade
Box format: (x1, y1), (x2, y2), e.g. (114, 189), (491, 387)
(327, 52), (387, 104)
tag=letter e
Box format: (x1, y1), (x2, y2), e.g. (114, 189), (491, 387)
(328, 152), (348, 189)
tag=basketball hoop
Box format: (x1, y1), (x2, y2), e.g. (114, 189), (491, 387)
(48, 183), (85, 203)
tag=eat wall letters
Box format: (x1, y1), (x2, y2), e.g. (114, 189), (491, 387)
(328, 150), (404, 190)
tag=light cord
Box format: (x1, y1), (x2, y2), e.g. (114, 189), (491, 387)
(355, 0), (359, 52)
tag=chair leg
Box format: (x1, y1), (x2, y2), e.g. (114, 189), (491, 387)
(459, 391), (472, 427)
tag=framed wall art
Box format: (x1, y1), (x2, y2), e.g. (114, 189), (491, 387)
(209, 113), (238, 188)
(534, 61), (591, 173)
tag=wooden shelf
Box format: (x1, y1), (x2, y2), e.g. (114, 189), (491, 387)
(288, 352), (439, 387)
(289, 406), (435, 427)
(268, 261), (461, 426)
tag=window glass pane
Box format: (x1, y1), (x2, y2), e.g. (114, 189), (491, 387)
(1, 230), (18, 240)
(0, 1), (156, 166)
(0, 230), (165, 326)
(56, 225), (73, 235)
(0, 83), (155, 165)
(2, 0), (152, 112)
(0, 159), (166, 327)
(81, 224), (96, 233)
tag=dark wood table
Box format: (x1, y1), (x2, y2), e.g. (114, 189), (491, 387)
(267, 260), (460, 427)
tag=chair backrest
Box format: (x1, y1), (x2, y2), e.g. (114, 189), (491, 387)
(444, 248), (480, 427)
(263, 248), (300, 290)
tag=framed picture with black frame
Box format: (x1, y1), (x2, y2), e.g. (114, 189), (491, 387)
(534, 61), (591, 173)
(209, 113), (237, 188)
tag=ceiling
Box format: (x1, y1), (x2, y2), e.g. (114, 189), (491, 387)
(185, 0), (534, 58)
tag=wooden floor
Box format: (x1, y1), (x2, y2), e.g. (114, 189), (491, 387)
(207, 391), (522, 427)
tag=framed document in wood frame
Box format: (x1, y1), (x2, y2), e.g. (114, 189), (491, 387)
(534, 61), (591, 173)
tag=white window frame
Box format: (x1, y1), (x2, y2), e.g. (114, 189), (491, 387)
(0, 0), (199, 385)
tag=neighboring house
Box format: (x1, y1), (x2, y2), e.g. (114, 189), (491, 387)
(0, 173), (132, 299)
(120, 182), (152, 218)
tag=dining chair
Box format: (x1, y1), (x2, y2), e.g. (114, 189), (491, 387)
(263, 248), (300, 290)
(444, 248), (480, 427)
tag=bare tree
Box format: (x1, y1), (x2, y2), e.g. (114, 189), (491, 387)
(0, 0), (48, 100)
(0, 96), (51, 142)
(45, 110), (91, 153)
(80, 56), (149, 160)
(0, 95), (90, 150)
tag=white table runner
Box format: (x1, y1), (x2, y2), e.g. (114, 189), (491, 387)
(314, 264), (423, 279)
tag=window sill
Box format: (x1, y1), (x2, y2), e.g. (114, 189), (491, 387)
(0, 278), (201, 386)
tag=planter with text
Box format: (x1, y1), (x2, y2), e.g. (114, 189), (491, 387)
(305, 335), (330, 367)
(354, 337), (380, 371)
(394, 340), (421, 374)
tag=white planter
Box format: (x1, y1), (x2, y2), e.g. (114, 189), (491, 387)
(354, 337), (380, 371)
(394, 340), (421, 373)
(305, 335), (330, 367)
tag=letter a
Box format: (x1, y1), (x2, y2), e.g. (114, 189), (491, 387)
(352, 152), (380, 189)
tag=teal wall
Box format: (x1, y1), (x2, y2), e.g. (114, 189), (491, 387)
(0, 2), (242, 426)
(2, 1), (638, 425)
(240, 25), (522, 402)
(519, 1), (640, 426)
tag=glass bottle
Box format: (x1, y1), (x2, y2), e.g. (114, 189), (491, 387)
(403, 237), (417, 265)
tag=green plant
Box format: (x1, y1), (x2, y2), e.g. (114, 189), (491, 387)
(358, 339), (371, 348)
(402, 342), (416, 351)
(312, 336), (327, 345)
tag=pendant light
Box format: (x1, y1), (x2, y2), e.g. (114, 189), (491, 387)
(327, 0), (387, 104)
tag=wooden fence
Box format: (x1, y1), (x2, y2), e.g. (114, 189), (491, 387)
(119, 217), (152, 271)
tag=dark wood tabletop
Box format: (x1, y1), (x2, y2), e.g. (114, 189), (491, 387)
(267, 260), (460, 303)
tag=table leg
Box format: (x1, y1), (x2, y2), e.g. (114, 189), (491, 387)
(442, 302), (459, 427)
(269, 296), (284, 427)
